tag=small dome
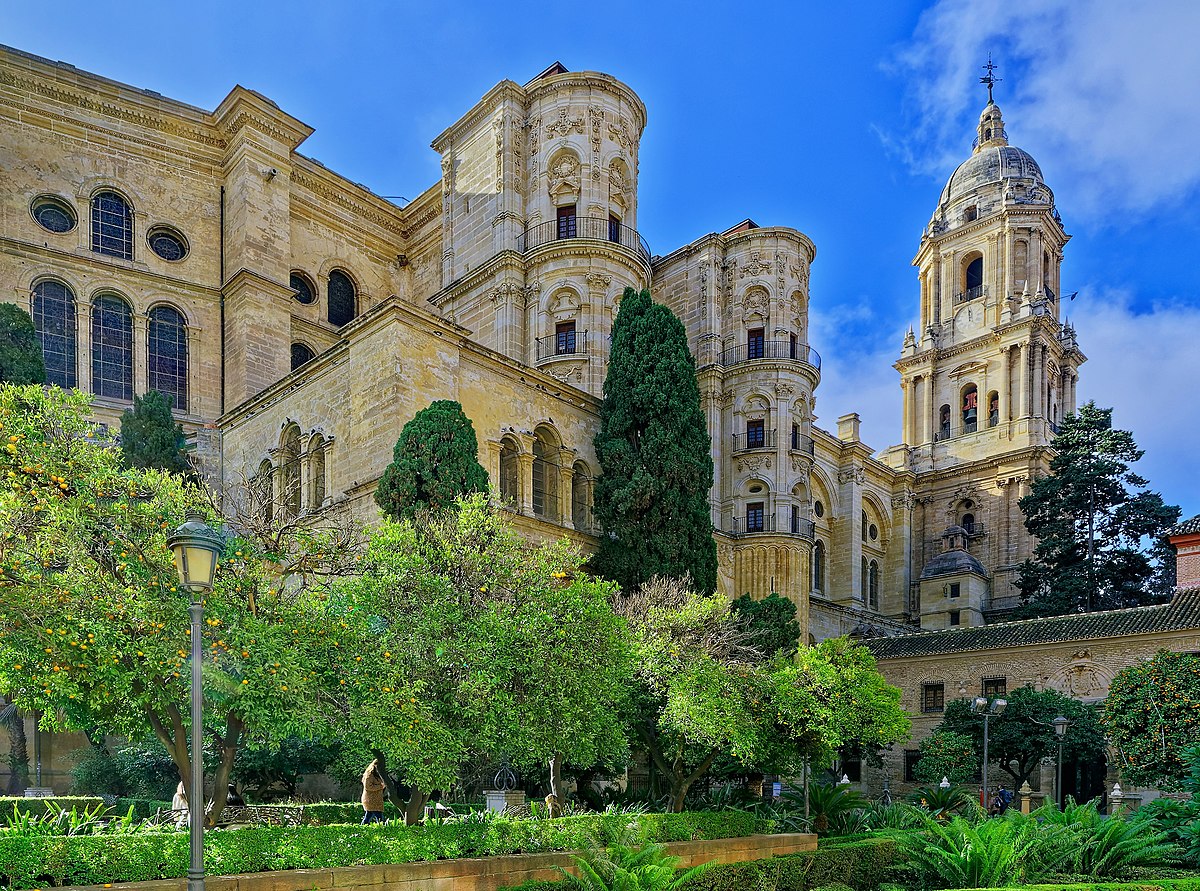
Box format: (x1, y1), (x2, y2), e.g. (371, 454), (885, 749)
(937, 144), (1044, 207)
(920, 548), (988, 580)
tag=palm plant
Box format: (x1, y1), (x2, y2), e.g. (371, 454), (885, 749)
(1035, 798), (1177, 877)
(906, 783), (977, 822)
(557, 836), (713, 891)
(786, 782), (869, 835)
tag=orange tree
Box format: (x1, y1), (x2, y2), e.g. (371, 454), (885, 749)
(0, 385), (358, 822)
(331, 495), (631, 820)
(1105, 650), (1200, 790)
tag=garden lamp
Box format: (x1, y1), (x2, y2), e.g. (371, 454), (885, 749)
(1052, 715), (1071, 808)
(167, 512), (222, 891)
(971, 697), (1007, 809)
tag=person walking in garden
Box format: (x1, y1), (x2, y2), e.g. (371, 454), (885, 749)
(361, 759), (386, 823)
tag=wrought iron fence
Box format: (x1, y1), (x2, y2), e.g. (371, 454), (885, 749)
(517, 217), (651, 262)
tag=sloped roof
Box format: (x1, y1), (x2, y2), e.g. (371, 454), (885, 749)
(867, 589), (1200, 660)
(1170, 515), (1200, 537)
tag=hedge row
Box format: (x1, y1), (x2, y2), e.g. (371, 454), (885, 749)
(500, 837), (898, 891)
(944, 883), (1200, 891)
(0, 798), (104, 821)
(0, 811), (765, 889)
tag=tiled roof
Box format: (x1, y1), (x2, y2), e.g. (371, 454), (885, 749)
(1170, 515), (1200, 537)
(867, 589), (1200, 660)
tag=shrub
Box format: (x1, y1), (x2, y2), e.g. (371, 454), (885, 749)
(0, 810), (766, 889)
(1033, 798), (1177, 878)
(0, 797), (104, 821)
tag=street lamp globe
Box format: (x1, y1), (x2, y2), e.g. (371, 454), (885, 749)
(168, 513), (222, 595)
(1052, 715), (1070, 736)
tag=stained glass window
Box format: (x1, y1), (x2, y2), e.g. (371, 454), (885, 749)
(291, 342), (316, 371)
(148, 305), (188, 412)
(327, 270), (356, 327)
(32, 280), (77, 388)
(91, 294), (133, 401)
(91, 191), (133, 259)
(33, 197), (76, 234)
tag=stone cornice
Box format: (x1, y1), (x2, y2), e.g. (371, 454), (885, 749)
(524, 72), (647, 135)
(290, 159), (406, 238)
(222, 267), (293, 300)
(219, 341), (350, 429)
(213, 86), (314, 150)
(895, 315), (1073, 370)
(0, 46), (223, 150)
(917, 445), (1052, 485)
(525, 238), (651, 276)
(426, 252), (525, 308)
(400, 184), (443, 240)
(431, 80), (527, 153)
(720, 226), (817, 264)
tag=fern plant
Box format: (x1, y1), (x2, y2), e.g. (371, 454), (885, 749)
(906, 783), (977, 822)
(1035, 798), (1176, 877)
(899, 812), (1073, 888)
(786, 782), (869, 836)
(557, 837), (713, 891)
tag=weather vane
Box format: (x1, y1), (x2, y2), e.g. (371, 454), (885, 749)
(980, 55), (1001, 103)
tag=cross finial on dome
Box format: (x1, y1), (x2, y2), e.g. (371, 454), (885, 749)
(980, 55), (1001, 104)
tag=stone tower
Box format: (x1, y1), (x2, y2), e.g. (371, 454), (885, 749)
(884, 96), (1086, 625)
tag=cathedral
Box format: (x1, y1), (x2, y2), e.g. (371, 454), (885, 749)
(3, 44), (1196, 798)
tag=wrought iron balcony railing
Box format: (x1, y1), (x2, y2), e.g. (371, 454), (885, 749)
(954, 285), (985, 304)
(731, 429), (775, 452)
(730, 514), (776, 536)
(790, 432), (815, 455)
(517, 217), (651, 263)
(717, 340), (822, 370)
(535, 330), (588, 360)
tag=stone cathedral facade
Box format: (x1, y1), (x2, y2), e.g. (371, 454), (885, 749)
(0, 46), (1086, 644)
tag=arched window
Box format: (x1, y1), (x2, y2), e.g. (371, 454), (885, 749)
(499, 437), (519, 507)
(309, 434), (326, 509)
(938, 404), (951, 440)
(962, 512), (976, 535)
(147, 305), (188, 413)
(91, 191), (133, 259)
(91, 294), (133, 401)
(291, 342), (316, 371)
(254, 458), (274, 524)
(280, 425), (302, 519)
(812, 540), (826, 593)
(532, 430), (560, 521)
(860, 556), (868, 601)
(32, 280), (77, 388)
(861, 510), (868, 543)
(290, 272), (316, 305)
(964, 254), (983, 299)
(571, 461), (590, 531)
(868, 560), (880, 610)
(327, 269), (356, 327)
(962, 384), (978, 433)
(988, 390), (1000, 427)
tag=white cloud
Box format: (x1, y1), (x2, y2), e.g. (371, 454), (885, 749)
(889, 0), (1200, 220)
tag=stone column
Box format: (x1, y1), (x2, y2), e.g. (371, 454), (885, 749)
(924, 373), (935, 444)
(558, 455), (574, 529)
(517, 450), (534, 517)
(133, 312), (149, 398)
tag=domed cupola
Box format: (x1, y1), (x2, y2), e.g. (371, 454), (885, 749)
(976, 101), (1007, 150)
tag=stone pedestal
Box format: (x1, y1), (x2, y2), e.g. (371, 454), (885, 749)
(23, 787), (55, 798)
(485, 789), (526, 814)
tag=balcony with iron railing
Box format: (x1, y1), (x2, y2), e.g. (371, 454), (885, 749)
(727, 513), (815, 540)
(790, 431), (815, 455)
(954, 284), (985, 304)
(718, 340), (822, 370)
(731, 429), (775, 452)
(517, 217), (651, 264)
(535, 330), (588, 361)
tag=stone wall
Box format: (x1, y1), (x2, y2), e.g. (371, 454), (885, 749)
(48, 832), (816, 891)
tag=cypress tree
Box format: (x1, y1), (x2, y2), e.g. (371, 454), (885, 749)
(1015, 401), (1180, 616)
(593, 287), (717, 595)
(119, 391), (192, 475)
(0, 304), (47, 386)
(374, 399), (489, 522)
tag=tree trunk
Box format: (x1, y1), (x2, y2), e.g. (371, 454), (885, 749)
(148, 704), (193, 807)
(206, 713), (243, 827)
(3, 698), (29, 795)
(370, 748), (427, 826)
(548, 752), (564, 803)
(404, 789), (429, 826)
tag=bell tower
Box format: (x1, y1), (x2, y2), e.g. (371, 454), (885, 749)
(887, 64), (1087, 621)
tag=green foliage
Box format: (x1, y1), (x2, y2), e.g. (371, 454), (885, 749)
(906, 784), (977, 823)
(232, 736), (339, 801)
(914, 730), (980, 787)
(0, 797), (104, 821)
(1033, 798), (1177, 878)
(1016, 402), (1180, 616)
(1104, 652), (1200, 790)
(557, 830), (714, 891)
(373, 399), (489, 522)
(0, 305), (46, 386)
(70, 741), (180, 800)
(593, 287), (717, 596)
(1131, 748), (1200, 867)
(678, 836), (900, 891)
(0, 811), (762, 889)
(118, 390), (192, 474)
(731, 592), (801, 660)
(333, 495), (631, 798)
(935, 684), (1107, 789)
(795, 782), (870, 836)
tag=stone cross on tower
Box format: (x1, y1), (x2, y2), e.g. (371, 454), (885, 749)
(980, 56), (1001, 104)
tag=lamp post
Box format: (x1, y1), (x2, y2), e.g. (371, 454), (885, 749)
(971, 696), (1007, 810)
(1052, 715), (1071, 808)
(167, 513), (222, 891)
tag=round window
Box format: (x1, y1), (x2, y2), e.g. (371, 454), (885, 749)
(290, 272), (316, 305)
(148, 227), (188, 261)
(813, 500), (824, 518)
(32, 196), (76, 234)
(869, 524), (879, 540)
(748, 485), (763, 494)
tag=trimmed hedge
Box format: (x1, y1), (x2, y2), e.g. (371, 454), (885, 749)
(944, 883), (1200, 891)
(0, 797), (104, 820)
(111, 799), (172, 821)
(500, 837), (899, 891)
(0, 811), (766, 889)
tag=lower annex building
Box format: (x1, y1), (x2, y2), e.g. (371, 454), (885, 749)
(3, 45), (1195, 798)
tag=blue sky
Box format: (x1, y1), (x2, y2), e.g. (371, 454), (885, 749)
(7, 0), (1199, 519)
